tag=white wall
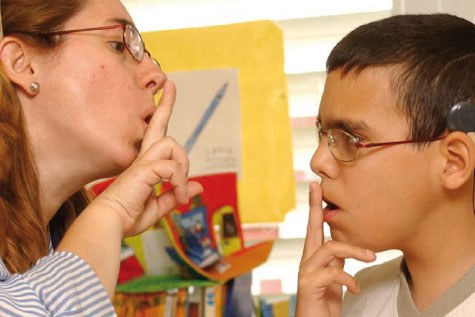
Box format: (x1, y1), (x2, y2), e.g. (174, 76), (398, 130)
(393, 0), (475, 22)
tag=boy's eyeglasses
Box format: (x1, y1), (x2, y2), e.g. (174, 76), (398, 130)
(43, 24), (160, 68)
(316, 120), (447, 162)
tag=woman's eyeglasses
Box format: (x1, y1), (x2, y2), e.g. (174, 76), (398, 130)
(43, 24), (160, 68)
(316, 120), (446, 162)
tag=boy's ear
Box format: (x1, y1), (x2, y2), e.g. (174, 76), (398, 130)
(440, 131), (475, 189)
(0, 36), (38, 95)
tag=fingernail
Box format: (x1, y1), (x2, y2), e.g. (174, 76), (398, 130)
(365, 249), (375, 257)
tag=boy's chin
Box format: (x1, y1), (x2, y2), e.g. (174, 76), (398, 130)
(330, 230), (382, 251)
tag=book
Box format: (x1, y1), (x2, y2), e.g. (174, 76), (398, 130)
(169, 200), (221, 268)
(256, 294), (296, 317)
(114, 274), (226, 316)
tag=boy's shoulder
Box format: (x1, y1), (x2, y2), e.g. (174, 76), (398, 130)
(342, 256), (403, 317)
(354, 256), (403, 289)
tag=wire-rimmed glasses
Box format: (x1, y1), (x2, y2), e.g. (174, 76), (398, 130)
(316, 120), (447, 162)
(44, 24), (160, 68)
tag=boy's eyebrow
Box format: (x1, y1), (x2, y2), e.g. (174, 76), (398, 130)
(318, 117), (370, 132)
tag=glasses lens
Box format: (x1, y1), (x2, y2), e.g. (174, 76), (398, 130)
(328, 129), (357, 162)
(151, 58), (161, 68)
(144, 49), (161, 69)
(316, 121), (325, 143)
(124, 25), (144, 61)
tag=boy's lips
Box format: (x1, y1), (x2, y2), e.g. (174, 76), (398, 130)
(322, 198), (340, 222)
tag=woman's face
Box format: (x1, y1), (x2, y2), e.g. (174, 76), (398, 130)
(30, 0), (165, 178)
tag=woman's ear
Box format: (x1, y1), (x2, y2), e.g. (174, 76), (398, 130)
(440, 131), (475, 189)
(0, 36), (38, 96)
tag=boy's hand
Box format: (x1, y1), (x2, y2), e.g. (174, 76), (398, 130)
(295, 182), (376, 317)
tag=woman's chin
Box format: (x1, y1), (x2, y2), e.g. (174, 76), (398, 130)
(102, 151), (137, 177)
(115, 155), (137, 171)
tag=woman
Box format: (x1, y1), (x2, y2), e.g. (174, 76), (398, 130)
(0, 0), (202, 315)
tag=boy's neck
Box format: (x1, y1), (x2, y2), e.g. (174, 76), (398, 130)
(402, 211), (475, 312)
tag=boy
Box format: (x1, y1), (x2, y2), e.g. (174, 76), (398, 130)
(296, 14), (475, 316)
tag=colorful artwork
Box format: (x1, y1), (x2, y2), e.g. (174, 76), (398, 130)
(91, 173), (274, 284)
(161, 173), (273, 282)
(167, 69), (242, 178)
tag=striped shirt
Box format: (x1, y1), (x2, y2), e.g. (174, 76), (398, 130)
(0, 250), (116, 316)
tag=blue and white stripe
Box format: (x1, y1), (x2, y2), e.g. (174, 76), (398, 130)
(0, 251), (116, 316)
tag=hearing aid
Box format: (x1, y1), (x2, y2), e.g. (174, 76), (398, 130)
(447, 101), (475, 132)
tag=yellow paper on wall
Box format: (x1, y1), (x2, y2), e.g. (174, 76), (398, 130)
(143, 21), (295, 223)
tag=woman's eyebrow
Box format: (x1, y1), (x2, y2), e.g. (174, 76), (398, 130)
(108, 17), (136, 28)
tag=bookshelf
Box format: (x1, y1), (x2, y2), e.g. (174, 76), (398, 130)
(114, 274), (228, 317)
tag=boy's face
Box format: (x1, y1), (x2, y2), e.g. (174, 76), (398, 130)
(311, 67), (440, 251)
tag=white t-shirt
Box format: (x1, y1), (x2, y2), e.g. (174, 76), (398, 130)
(342, 257), (475, 317)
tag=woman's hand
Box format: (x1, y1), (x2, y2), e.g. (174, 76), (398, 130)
(92, 80), (203, 237)
(295, 182), (376, 317)
(57, 80), (202, 297)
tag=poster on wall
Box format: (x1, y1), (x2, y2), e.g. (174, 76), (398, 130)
(166, 68), (242, 178)
(144, 21), (295, 223)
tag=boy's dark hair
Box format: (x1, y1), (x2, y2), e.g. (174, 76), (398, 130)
(327, 14), (475, 140)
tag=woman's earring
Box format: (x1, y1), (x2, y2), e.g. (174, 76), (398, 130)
(29, 82), (40, 95)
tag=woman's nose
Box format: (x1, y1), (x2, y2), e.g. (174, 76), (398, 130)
(138, 56), (166, 95)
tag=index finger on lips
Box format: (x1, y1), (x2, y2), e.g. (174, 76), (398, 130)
(301, 181), (325, 263)
(141, 80), (176, 154)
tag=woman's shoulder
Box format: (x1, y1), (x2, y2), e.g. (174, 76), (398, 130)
(0, 257), (11, 281)
(0, 252), (116, 316)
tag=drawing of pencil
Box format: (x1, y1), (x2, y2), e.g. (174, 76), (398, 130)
(184, 82), (229, 153)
